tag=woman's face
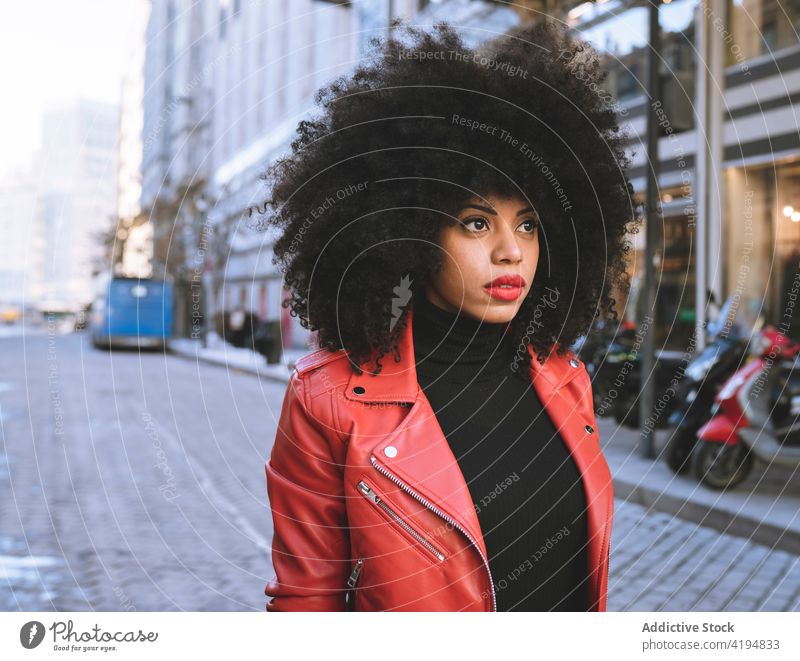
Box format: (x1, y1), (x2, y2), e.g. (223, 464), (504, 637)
(425, 193), (540, 323)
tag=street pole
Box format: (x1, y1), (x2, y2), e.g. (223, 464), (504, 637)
(695, 0), (726, 350)
(640, 0), (662, 460)
(202, 252), (212, 349)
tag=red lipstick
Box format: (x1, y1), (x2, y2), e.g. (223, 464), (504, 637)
(483, 274), (526, 301)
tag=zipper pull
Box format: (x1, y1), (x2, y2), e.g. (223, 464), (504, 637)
(347, 558), (364, 588)
(358, 480), (379, 504)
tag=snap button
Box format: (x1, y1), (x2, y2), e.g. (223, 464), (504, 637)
(569, 358), (580, 368)
(585, 425), (594, 434)
(383, 445), (398, 458)
(353, 386), (365, 395)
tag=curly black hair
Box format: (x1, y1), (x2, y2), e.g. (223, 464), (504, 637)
(252, 19), (641, 376)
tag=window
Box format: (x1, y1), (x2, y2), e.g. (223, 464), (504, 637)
(219, 7), (227, 39)
(762, 0), (777, 51)
(259, 283), (267, 319)
(303, 14), (316, 99)
(277, 1), (288, 117)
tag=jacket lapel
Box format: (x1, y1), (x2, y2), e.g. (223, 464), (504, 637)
(344, 303), (592, 561)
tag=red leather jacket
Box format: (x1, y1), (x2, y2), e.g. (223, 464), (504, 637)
(264, 305), (614, 611)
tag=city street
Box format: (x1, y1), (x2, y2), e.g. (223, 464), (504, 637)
(0, 329), (281, 611)
(1, 329), (798, 611)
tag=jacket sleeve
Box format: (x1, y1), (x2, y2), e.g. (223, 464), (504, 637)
(264, 371), (351, 611)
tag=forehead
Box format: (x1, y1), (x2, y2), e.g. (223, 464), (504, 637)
(457, 194), (534, 210)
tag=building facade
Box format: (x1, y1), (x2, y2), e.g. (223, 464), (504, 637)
(38, 100), (120, 309)
(565, 0), (800, 348)
(141, 0), (522, 348)
(142, 0), (800, 351)
(118, 0), (153, 280)
(0, 162), (41, 307)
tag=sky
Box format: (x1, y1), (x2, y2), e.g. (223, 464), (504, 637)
(0, 0), (699, 178)
(578, 0), (697, 59)
(0, 0), (142, 176)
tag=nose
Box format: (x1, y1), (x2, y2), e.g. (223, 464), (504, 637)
(492, 223), (523, 264)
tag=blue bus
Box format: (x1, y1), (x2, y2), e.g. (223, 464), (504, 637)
(91, 276), (173, 350)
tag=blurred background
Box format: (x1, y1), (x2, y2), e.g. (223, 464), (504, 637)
(1, 0), (800, 612)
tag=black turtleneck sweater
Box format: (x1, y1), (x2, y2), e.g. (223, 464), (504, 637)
(411, 291), (589, 611)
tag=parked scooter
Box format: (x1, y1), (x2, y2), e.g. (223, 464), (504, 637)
(609, 347), (687, 428)
(663, 296), (759, 474)
(575, 318), (637, 414)
(578, 318), (686, 425)
(693, 325), (800, 490)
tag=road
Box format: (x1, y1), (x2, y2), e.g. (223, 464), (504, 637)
(1, 329), (798, 611)
(0, 330), (283, 611)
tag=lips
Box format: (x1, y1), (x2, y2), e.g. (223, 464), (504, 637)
(483, 274), (526, 301)
(484, 275), (526, 288)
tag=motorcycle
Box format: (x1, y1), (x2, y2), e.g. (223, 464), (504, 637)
(663, 296), (759, 474)
(693, 325), (800, 490)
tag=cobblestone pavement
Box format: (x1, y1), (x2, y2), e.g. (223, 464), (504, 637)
(609, 499), (800, 611)
(2, 331), (799, 611)
(0, 331), (283, 611)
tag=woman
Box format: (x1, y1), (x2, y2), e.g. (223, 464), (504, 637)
(257, 20), (638, 612)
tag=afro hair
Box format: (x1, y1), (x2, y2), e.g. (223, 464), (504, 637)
(252, 19), (641, 376)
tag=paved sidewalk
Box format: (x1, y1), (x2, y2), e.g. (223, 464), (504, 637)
(598, 418), (800, 555)
(171, 338), (800, 555)
(168, 335), (304, 385)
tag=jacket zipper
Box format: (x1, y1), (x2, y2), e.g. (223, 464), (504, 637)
(358, 480), (446, 561)
(347, 558), (364, 588)
(369, 455), (497, 611)
(345, 558), (364, 611)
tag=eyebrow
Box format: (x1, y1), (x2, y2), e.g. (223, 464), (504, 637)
(459, 203), (537, 217)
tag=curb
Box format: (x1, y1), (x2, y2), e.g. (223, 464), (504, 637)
(167, 342), (293, 385)
(612, 475), (800, 554)
(602, 434), (800, 555)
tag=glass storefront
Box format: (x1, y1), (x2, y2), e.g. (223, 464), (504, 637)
(568, 1), (700, 350)
(568, 0), (800, 346)
(725, 161), (800, 337)
(731, 0), (800, 62)
(622, 187), (697, 351)
(567, 0), (698, 109)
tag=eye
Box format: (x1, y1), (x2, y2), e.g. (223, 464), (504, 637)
(518, 217), (540, 233)
(459, 216), (489, 233)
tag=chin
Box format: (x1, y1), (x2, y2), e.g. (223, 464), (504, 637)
(490, 310), (519, 323)
(468, 303), (519, 323)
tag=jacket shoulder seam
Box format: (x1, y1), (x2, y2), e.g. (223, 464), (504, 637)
(329, 388), (348, 445)
(291, 367), (349, 449)
(294, 348), (348, 375)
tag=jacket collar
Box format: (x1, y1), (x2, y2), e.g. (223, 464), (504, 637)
(342, 301), (592, 572)
(345, 302), (582, 404)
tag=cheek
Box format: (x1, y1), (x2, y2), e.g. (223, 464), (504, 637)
(437, 232), (486, 283)
(527, 234), (540, 275)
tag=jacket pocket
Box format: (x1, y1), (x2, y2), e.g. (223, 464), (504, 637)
(357, 479), (446, 562)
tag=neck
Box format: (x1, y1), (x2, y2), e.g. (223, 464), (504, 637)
(411, 290), (514, 381)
